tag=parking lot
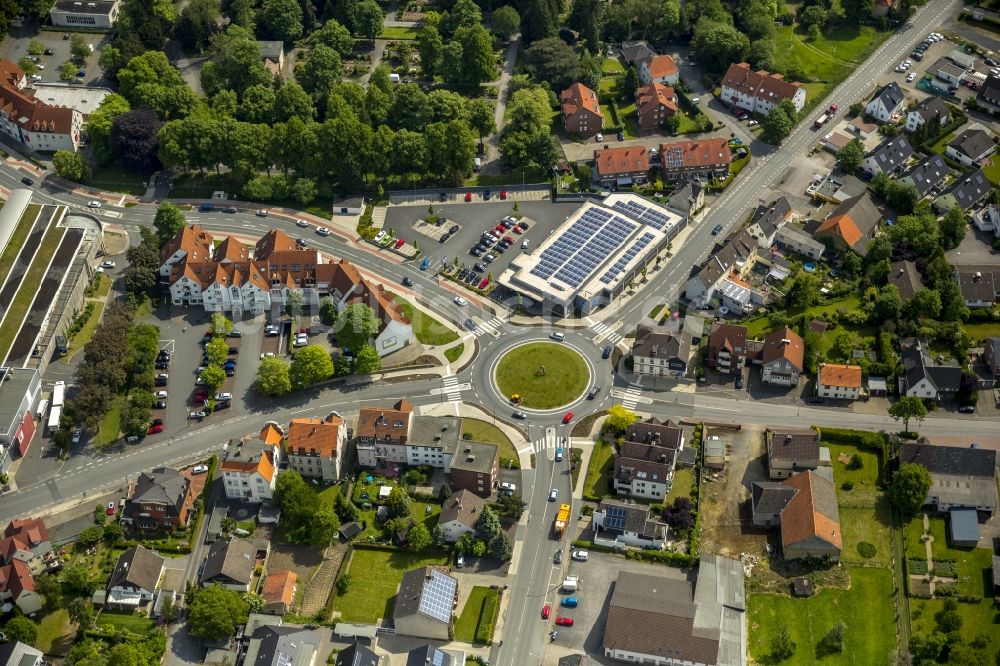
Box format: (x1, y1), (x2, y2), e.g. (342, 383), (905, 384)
(0, 26), (109, 87)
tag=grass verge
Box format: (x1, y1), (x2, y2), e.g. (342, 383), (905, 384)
(93, 394), (124, 448)
(444, 343), (464, 363)
(454, 586), (501, 644)
(392, 295), (459, 346)
(87, 166), (147, 196)
(461, 417), (519, 464)
(332, 548), (449, 623)
(96, 610), (156, 635)
(494, 342), (590, 409)
(35, 608), (73, 655)
(583, 439), (614, 499)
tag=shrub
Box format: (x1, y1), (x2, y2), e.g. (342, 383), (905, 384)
(856, 541), (877, 558)
(846, 453), (863, 470)
(841, 480), (855, 491)
(336, 573), (351, 595)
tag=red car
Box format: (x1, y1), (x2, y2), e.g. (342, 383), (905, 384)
(465, 192), (473, 202)
(147, 423), (163, 435)
(478, 278), (490, 289)
(494, 224), (505, 233)
(555, 617), (574, 626)
(512, 226), (524, 235)
(828, 103), (838, 113)
(562, 411), (573, 424)
(394, 238), (405, 249)
(106, 502), (116, 516)
(541, 604), (551, 619)
(500, 191), (507, 200)
(503, 236), (515, 244)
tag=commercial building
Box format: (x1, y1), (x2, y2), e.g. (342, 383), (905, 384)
(721, 62), (805, 114)
(48, 0), (121, 28)
(560, 83), (604, 137)
(0, 367), (41, 475)
(0, 59), (82, 152)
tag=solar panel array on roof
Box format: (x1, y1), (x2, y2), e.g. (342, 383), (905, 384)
(418, 570), (457, 623)
(604, 503), (628, 530)
(612, 198), (673, 230)
(553, 216), (637, 288)
(599, 232), (655, 285)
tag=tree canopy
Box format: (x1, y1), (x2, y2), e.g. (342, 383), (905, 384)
(889, 463), (932, 517)
(187, 585), (249, 640)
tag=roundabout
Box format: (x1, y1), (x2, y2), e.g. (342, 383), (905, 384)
(493, 341), (591, 410)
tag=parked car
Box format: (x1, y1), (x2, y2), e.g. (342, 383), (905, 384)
(72, 429), (82, 444)
(449, 224), (460, 234)
(147, 423), (163, 435)
(454, 296), (468, 306)
(555, 617), (574, 626)
(101, 260), (115, 269)
(189, 411), (207, 420)
(215, 392), (232, 400)
(223, 206), (238, 213)
(155, 390), (168, 399)
(958, 405), (975, 414)
(106, 502), (117, 515)
(561, 596), (578, 608)
(192, 464), (209, 474)
(465, 192), (473, 202)
(153, 401), (167, 409)
(571, 550), (589, 561)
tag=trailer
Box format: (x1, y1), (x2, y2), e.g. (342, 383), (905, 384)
(51, 381), (65, 408)
(46, 405), (61, 435)
(553, 503), (571, 537)
(814, 113), (830, 128)
(561, 576), (579, 592)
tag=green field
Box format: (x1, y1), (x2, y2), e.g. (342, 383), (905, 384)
(96, 611), (156, 635)
(665, 467), (694, 504)
(444, 343), (464, 363)
(910, 597), (999, 657)
(87, 165), (147, 196)
(332, 548), (449, 623)
(36, 608), (73, 655)
(379, 26), (420, 40)
(839, 503), (893, 566)
(494, 342), (590, 409)
(392, 295), (460, 346)
(583, 440), (614, 499)
(0, 203), (40, 289)
(748, 568), (895, 665)
(461, 418), (519, 464)
(454, 586), (501, 644)
(0, 223), (66, 361)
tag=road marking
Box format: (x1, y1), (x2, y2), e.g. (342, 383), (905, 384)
(591, 320), (623, 345)
(440, 375), (464, 402)
(472, 316), (504, 338)
(618, 385), (644, 410)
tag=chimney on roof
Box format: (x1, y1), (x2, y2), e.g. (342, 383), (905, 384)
(781, 338), (791, 345)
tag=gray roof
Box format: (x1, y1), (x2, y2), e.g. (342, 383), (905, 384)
(616, 440), (677, 486)
(394, 566), (457, 625)
(598, 499), (667, 540)
(0, 367), (38, 435)
(888, 260), (925, 301)
(937, 169), (991, 210)
(335, 643), (382, 666)
(978, 75), (1000, 103)
(246, 625), (320, 666)
(948, 508), (980, 543)
(620, 41), (656, 64)
(438, 489), (487, 529)
(900, 442), (997, 478)
(256, 41), (284, 61)
(865, 136), (914, 173)
(768, 428), (821, 463)
(202, 538), (256, 586)
(129, 467), (189, 506)
(558, 656), (599, 666)
(870, 82), (904, 111)
(690, 229), (758, 288)
(107, 546), (164, 594)
(947, 49), (976, 69)
(52, 0), (118, 13)
(625, 416), (683, 449)
(901, 338), (963, 393)
(993, 555), (1000, 588)
(955, 265), (999, 304)
(908, 96), (950, 125)
(750, 196), (792, 238)
(694, 553), (747, 666)
(0, 641), (42, 666)
(409, 415), (462, 452)
(450, 440), (499, 475)
(752, 482), (798, 515)
(632, 324), (691, 362)
(899, 154), (953, 198)
(947, 128), (995, 161)
(404, 646), (459, 666)
(667, 182), (704, 215)
(814, 173), (867, 202)
(932, 57), (967, 79)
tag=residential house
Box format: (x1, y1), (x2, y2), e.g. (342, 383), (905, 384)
(0, 559), (40, 614)
(873, 0), (897, 17)
(0, 642), (42, 666)
(284, 412), (345, 482)
(261, 570), (297, 615)
(707, 323), (748, 376)
(121, 467), (195, 532)
(335, 643), (387, 666)
(973, 205), (1000, 240)
(405, 646), (461, 666)
(816, 363), (863, 400)
(848, 116), (878, 140)
(449, 440), (499, 497)
(394, 567), (458, 641)
(638, 54), (679, 86)
(935, 169), (991, 211)
(861, 135), (914, 177)
(49, 0), (121, 29)
(685, 229), (758, 307)
(256, 41), (284, 76)
(406, 415), (461, 471)
(592, 499), (669, 550)
(602, 554), (746, 666)
(753, 469), (842, 561)
(244, 624), (320, 666)
(666, 182), (705, 217)
(631, 324), (692, 377)
(820, 131), (854, 155)
(720, 62), (806, 114)
(945, 127), (995, 167)
(0, 59), (82, 152)
(614, 428), (680, 501)
(905, 96), (950, 133)
(750, 482), (797, 528)
(976, 74), (1000, 110)
(620, 41), (656, 66)
(635, 83), (677, 130)
(760, 328), (805, 387)
(560, 83), (604, 137)
(594, 147), (650, 186)
(888, 260), (925, 301)
(437, 490), (486, 542)
(814, 193), (882, 255)
(983, 337), (1000, 378)
(766, 428), (828, 479)
(0, 366), (41, 474)
(660, 138), (732, 182)
(930, 57), (967, 85)
(355, 398), (413, 472)
(158, 224), (215, 277)
(220, 435), (279, 502)
(900, 338), (963, 400)
(865, 82), (905, 122)
(954, 265), (1000, 308)
(747, 196), (793, 248)
(810, 172), (867, 204)
(106, 546), (164, 609)
(898, 154), (953, 200)
(201, 538), (259, 592)
(899, 442), (998, 516)
(0, 519), (52, 575)
(774, 224), (825, 260)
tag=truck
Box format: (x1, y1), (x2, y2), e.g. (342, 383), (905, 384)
(51, 381), (65, 408)
(561, 576), (579, 592)
(553, 503), (571, 537)
(814, 113), (829, 128)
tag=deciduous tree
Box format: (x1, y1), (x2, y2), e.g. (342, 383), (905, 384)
(187, 585), (249, 640)
(2, 616), (37, 646)
(289, 344), (334, 388)
(53, 150), (90, 182)
(355, 0), (383, 43)
(888, 396), (927, 434)
(491, 5), (520, 40)
(259, 0), (304, 42)
(354, 344), (381, 374)
(836, 138), (864, 173)
(889, 462), (932, 517)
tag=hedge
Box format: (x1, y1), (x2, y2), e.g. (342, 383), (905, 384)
(813, 426), (887, 451)
(571, 539), (697, 568)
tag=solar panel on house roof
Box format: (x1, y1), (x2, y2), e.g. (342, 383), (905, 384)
(418, 570), (457, 623)
(604, 503), (628, 530)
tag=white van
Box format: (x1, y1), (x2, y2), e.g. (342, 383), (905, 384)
(473, 157), (482, 171)
(389, 73), (401, 83)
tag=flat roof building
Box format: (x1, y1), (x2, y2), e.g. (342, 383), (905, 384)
(49, 0), (121, 29)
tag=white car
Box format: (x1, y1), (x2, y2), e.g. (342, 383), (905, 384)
(71, 428), (82, 444)
(903, 59), (912, 66)
(296, 219), (309, 227)
(499, 482), (517, 493)
(316, 226), (331, 236)
(101, 260), (115, 269)
(548, 488), (558, 502)
(155, 390), (168, 398)
(374, 230), (387, 243)
(595, 133), (603, 142)
(293, 336), (308, 347)
(87, 200), (101, 208)
(906, 72), (917, 82)
(690, 97), (701, 104)
(215, 392), (232, 401)
(748, 119), (758, 127)
(192, 464), (209, 474)
(571, 550), (589, 561)
(454, 296), (468, 307)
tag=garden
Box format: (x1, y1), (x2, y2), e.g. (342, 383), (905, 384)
(454, 586), (501, 645)
(461, 418), (519, 467)
(331, 547), (449, 624)
(493, 342), (590, 409)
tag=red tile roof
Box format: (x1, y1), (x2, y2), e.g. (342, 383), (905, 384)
(818, 363), (862, 389)
(286, 413), (342, 458)
(594, 146), (650, 177)
(0, 58), (78, 138)
(781, 471), (842, 551)
(356, 399), (413, 441)
(262, 570), (297, 607)
(560, 83), (602, 119)
(722, 62), (802, 104)
(160, 224), (214, 267)
(761, 327), (805, 371)
(635, 83), (677, 118)
(660, 138), (732, 170)
(643, 55), (678, 80)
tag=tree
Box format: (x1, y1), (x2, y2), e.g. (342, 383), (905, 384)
(354, 344), (381, 374)
(605, 404), (638, 432)
(906, 288), (941, 321)
(120, 390), (153, 436)
(819, 621), (846, 655)
(417, 25), (444, 76)
(285, 290), (304, 317)
(497, 493), (526, 518)
(836, 138), (864, 173)
(691, 19), (750, 74)
(68, 598), (94, 629)
(489, 531), (513, 560)
(53, 150), (90, 182)
(3, 616), (38, 646)
(491, 5), (520, 39)
(798, 5), (827, 38)
(312, 18), (354, 57)
(888, 396), (927, 433)
(174, 0), (221, 52)
(408, 523), (431, 551)
(787, 271), (821, 310)
(335, 303), (381, 349)
(205, 336), (229, 366)
(455, 532), (475, 553)
(319, 298), (338, 326)
(889, 462), (932, 517)
(187, 585), (250, 640)
(27, 40), (45, 56)
(474, 504), (503, 543)
(940, 206), (966, 250)
(259, 0), (303, 42)
(355, 0), (383, 43)
(298, 43), (343, 96)
(771, 625), (795, 660)
(35, 573), (62, 610)
(466, 98), (496, 151)
(841, 0), (874, 22)
(873, 284), (902, 322)
(17, 57), (38, 76)
(201, 30), (271, 97)
(70, 34), (91, 61)
(520, 0), (558, 43)
(437, 482), (453, 503)
(443, 0), (482, 34)
(310, 506), (340, 546)
(663, 496), (695, 531)
(762, 104), (794, 144)
(154, 202), (186, 244)
(386, 486), (411, 518)
(199, 365), (227, 394)
(524, 37), (584, 93)
(103, 522), (125, 544)
(452, 25), (496, 87)
(210, 313), (233, 337)
(62, 562), (95, 595)
(289, 344), (334, 388)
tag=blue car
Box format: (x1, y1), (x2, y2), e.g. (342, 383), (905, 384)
(420, 258), (430, 270)
(561, 597), (578, 608)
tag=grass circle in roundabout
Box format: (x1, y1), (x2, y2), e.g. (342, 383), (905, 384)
(494, 342), (590, 410)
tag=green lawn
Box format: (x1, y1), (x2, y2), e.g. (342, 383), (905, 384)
(928, 132), (956, 155)
(332, 549), (449, 623)
(494, 342), (590, 409)
(601, 58), (624, 74)
(464, 168), (549, 186)
(583, 440), (614, 499)
(379, 26), (419, 39)
(748, 568), (895, 665)
(392, 295), (459, 346)
(0, 203), (40, 289)
(910, 597), (999, 657)
(744, 294), (863, 340)
(984, 159), (1000, 186)
(665, 467), (694, 504)
(96, 611), (155, 635)
(87, 165), (147, 196)
(826, 442), (881, 503)
(444, 343), (464, 363)
(35, 608), (73, 655)
(0, 223), (66, 361)
(839, 503), (893, 566)
(454, 586), (501, 644)
(903, 515), (994, 596)
(62, 277), (112, 362)
(964, 321), (1000, 342)
(461, 418), (519, 464)
(93, 394), (124, 448)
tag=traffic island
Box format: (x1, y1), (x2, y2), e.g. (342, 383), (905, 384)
(494, 342), (590, 410)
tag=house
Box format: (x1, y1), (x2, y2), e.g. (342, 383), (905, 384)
(158, 224), (215, 277)
(861, 135), (914, 176)
(774, 224), (825, 260)
(930, 57), (967, 85)
(766, 428), (828, 479)
(394, 567), (458, 640)
(873, 0), (897, 17)
(201, 538), (259, 592)
(660, 138), (732, 182)
(560, 83), (604, 137)
(594, 147), (650, 186)
(449, 440), (499, 497)
(820, 131), (854, 155)
(638, 54), (679, 86)
(592, 499), (669, 550)
(406, 415), (461, 470)
(848, 116), (878, 140)
(49, 0), (121, 29)
(106, 546), (164, 609)
(614, 418), (683, 500)
(746, 196), (793, 248)
(947, 48), (977, 70)
(750, 482), (797, 528)
(945, 127), (995, 167)
(720, 62), (806, 114)
(0, 559), (40, 614)
(405, 646), (461, 666)
(905, 97), (950, 133)
(707, 323), (748, 376)
(898, 154), (953, 199)
(0, 642), (42, 666)
(631, 324), (692, 377)
(666, 182), (705, 217)
(437, 490), (486, 542)
(244, 624), (320, 666)
(635, 83), (677, 130)
(220, 435), (279, 502)
(121, 467), (195, 532)
(602, 554), (746, 666)
(261, 570), (297, 615)
(284, 412), (345, 482)
(335, 643), (387, 666)
(899, 442), (997, 516)
(983, 337), (1000, 378)
(810, 172), (867, 204)
(0, 59), (82, 152)
(865, 82), (905, 122)
(973, 205), (1000, 240)
(0, 366), (41, 475)
(900, 338), (963, 400)
(816, 363), (863, 400)
(620, 41), (656, 66)
(976, 74), (1000, 110)
(934, 169), (991, 212)
(888, 260), (925, 301)
(760, 328), (805, 387)
(754, 470), (842, 561)
(0, 518), (52, 575)
(256, 41), (284, 76)
(685, 230), (758, 307)
(814, 193), (882, 255)
(954, 265), (1000, 308)
(355, 398), (413, 471)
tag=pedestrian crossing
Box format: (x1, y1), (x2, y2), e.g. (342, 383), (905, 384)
(620, 385), (643, 410)
(530, 427), (562, 453)
(591, 320), (624, 345)
(472, 316), (504, 338)
(441, 375), (464, 402)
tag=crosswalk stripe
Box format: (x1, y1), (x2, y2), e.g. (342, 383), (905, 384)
(620, 386), (643, 410)
(472, 316), (504, 337)
(592, 320), (624, 345)
(442, 375), (463, 402)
